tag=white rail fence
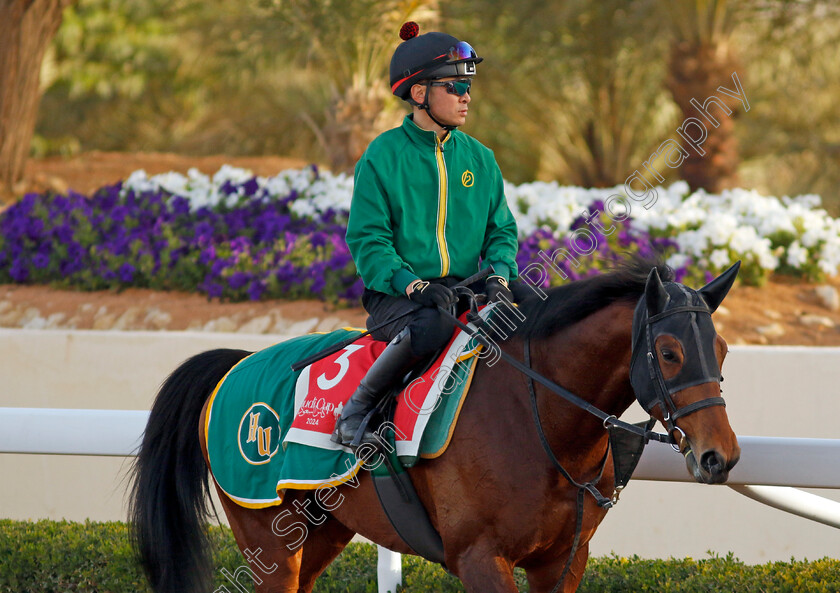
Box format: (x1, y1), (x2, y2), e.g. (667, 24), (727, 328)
(2, 407), (840, 592)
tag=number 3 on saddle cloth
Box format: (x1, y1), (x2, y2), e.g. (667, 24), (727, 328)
(204, 306), (495, 509)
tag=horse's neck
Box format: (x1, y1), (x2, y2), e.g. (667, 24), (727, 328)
(526, 301), (637, 449)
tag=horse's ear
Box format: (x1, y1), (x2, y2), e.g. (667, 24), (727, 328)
(645, 267), (670, 315)
(699, 260), (741, 312)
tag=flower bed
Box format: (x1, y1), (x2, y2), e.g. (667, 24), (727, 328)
(1, 165), (837, 303)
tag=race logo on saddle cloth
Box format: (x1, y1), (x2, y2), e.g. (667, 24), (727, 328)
(205, 306), (497, 509)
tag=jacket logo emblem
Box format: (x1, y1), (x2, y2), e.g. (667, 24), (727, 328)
(461, 170), (474, 187)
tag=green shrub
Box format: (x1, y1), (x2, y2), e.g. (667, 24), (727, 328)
(1, 520), (838, 592)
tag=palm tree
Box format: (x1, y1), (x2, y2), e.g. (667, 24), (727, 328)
(278, 0), (439, 173)
(663, 0), (745, 192)
(0, 0), (73, 202)
(444, 0), (679, 187)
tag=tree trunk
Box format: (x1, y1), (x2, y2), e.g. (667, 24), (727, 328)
(667, 41), (742, 193)
(320, 85), (401, 174)
(0, 0), (70, 203)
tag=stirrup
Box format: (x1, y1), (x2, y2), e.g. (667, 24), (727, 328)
(330, 407), (379, 450)
(349, 408), (381, 450)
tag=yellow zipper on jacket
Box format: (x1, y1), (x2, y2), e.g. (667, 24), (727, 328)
(435, 134), (451, 277)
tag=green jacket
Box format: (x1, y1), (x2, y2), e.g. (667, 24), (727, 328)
(347, 115), (519, 297)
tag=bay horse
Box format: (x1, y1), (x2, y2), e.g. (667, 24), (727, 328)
(129, 257), (741, 593)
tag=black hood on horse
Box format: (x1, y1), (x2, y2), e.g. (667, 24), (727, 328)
(629, 262), (740, 418)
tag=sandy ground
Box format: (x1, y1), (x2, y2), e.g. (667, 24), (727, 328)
(7, 151), (840, 346)
(3, 275), (840, 346)
(21, 150), (309, 196)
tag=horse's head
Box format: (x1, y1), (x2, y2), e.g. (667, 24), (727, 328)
(630, 262), (741, 484)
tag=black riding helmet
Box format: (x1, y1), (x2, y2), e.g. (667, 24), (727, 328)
(389, 22), (482, 130)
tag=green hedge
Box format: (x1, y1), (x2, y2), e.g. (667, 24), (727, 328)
(1, 520), (838, 592)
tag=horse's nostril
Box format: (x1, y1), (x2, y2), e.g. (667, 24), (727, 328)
(700, 450), (723, 474)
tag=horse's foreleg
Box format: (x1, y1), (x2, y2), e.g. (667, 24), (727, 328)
(525, 543), (589, 593)
(451, 543), (519, 593)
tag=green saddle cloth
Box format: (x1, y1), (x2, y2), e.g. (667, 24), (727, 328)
(206, 325), (482, 509)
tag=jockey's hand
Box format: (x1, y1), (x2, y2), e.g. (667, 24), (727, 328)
(408, 281), (458, 309)
(485, 276), (514, 304)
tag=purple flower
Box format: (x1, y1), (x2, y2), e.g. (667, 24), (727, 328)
(247, 280), (265, 301)
(202, 280), (224, 299)
(54, 225), (74, 243)
(27, 218), (44, 240)
(194, 221), (215, 241)
(9, 258), (29, 282)
(32, 253), (50, 269)
(242, 177), (259, 196)
(230, 236), (251, 254)
(210, 259), (230, 276)
(171, 196), (191, 216)
(198, 246), (216, 265)
(220, 180), (238, 196)
(228, 271), (251, 290)
(311, 232), (327, 249)
(118, 263), (136, 283)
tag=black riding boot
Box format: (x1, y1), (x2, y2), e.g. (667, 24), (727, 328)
(331, 328), (420, 448)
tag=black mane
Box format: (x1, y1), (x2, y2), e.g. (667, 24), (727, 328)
(509, 255), (674, 341)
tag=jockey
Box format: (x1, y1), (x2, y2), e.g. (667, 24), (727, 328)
(331, 22), (519, 448)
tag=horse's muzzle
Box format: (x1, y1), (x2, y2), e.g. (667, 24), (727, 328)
(685, 448), (740, 485)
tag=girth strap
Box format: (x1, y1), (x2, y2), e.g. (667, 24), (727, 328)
(371, 407), (447, 566)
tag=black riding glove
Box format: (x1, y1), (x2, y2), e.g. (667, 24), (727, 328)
(485, 276), (514, 304)
(408, 281), (458, 309)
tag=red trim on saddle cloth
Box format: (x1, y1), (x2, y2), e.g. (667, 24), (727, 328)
(285, 309), (483, 458)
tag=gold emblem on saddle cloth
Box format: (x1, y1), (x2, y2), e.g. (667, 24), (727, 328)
(238, 403), (281, 465)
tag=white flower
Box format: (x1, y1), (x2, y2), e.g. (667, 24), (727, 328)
(117, 164), (840, 280)
(710, 249), (730, 269)
(666, 253), (690, 270)
(122, 169), (154, 194)
(758, 249), (779, 270)
(786, 241), (808, 268)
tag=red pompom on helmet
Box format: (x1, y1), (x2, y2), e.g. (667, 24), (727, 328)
(389, 23), (482, 101)
(399, 21), (419, 41)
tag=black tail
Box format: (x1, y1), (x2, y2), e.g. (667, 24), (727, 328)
(128, 348), (250, 593)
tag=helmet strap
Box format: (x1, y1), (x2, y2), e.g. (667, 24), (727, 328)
(420, 80), (458, 132)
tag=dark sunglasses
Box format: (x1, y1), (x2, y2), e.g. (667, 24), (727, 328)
(430, 79), (472, 96)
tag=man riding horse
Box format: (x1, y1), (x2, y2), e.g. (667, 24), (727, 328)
(331, 22), (520, 448)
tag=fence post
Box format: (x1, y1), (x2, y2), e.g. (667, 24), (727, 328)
(377, 545), (402, 593)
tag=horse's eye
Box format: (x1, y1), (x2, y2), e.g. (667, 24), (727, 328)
(660, 348), (678, 363)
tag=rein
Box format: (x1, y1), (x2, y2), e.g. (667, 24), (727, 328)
(523, 337), (614, 509)
(523, 336), (611, 591)
(437, 307), (675, 445)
